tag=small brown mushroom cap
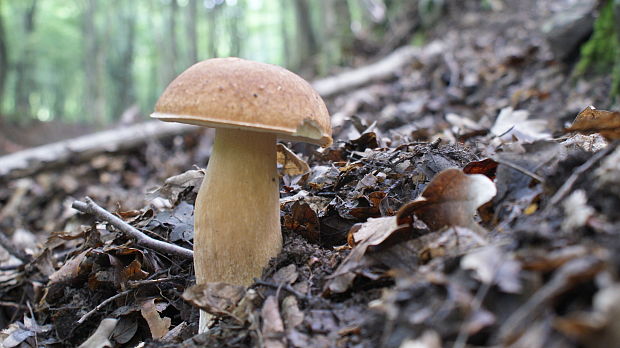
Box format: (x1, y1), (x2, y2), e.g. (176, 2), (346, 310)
(152, 57), (332, 147)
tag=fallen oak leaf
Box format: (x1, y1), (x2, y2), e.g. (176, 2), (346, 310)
(277, 143), (310, 176)
(261, 296), (286, 348)
(140, 299), (171, 339)
(327, 169), (496, 294)
(182, 282), (246, 318)
(418, 226), (487, 263)
(272, 264), (299, 285)
(78, 318), (118, 348)
(146, 169), (205, 205)
(463, 158), (498, 180)
(490, 107), (551, 142)
(397, 168), (496, 234)
(461, 245), (522, 293)
(565, 106), (620, 141)
(283, 201), (320, 243)
(110, 317), (138, 345)
(325, 216), (400, 294)
(48, 249), (89, 285)
(120, 259), (149, 283)
(282, 296), (304, 329)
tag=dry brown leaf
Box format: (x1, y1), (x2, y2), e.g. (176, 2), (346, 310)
(566, 106), (620, 140)
(399, 330), (442, 348)
(397, 168), (496, 233)
(140, 299), (171, 339)
(490, 107), (551, 142)
(48, 250), (89, 285)
(463, 158), (498, 180)
(553, 283), (620, 348)
(182, 282), (246, 317)
(78, 318), (118, 348)
(283, 201), (320, 243)
(461, 245), (522, 293)
(325, 216), (400, 294)
(120, 259), (148, 283)
(261, 295), (286, 348)
(272, 264), (299, 285)
(561, 133), (608, 152)
(281, 296), (304, 329)
(110, 317), (138, 344)
(277, 143), (310, 176)
(418, 226), (487, 263)
(146, 169), (205, 205)
(328, 169), (496, 294)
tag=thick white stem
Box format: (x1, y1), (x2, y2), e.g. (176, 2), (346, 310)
(194, 128), (281, 332)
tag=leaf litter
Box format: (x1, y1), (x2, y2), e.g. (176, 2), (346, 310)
(2, 1), (620, 347)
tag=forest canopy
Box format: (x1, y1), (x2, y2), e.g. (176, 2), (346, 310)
(0, 0), (417, 126)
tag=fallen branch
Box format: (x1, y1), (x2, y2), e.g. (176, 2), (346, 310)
(0, 121), (197, 182)
(72, 197), (194, 260)
(312, 41), (444, 97)
(1, 45), (444, 181)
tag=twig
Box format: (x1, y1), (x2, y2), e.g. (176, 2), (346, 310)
(452, 272), (494, 348)
(496, 256), (604, 343)
(494, 158), (545, 183)
(127, 276), (186, 288)
(253, 279), (308, 300)
(0, 301), (29, 310)
(545, 145), (615, 210)
(0, 230), (31, 264)
(72, 197), (193, 260)
(27, 301), (38, 347)
(77, 289), (132, 325)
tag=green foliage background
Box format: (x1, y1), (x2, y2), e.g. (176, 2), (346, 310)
(576, 0), (620, 97)
(0, 0), (384, 125)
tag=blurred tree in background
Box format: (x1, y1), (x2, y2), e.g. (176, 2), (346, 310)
(0, 0), (420, 126)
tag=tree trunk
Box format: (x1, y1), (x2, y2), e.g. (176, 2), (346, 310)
(14, 0), (38, 120)
(228, 1), (243, 57)
(186, 0), (198, 64)
(0, 0), (8, 107)
(293, 0), (318, 75)
(207, 5), (219, 58)
(319, 0), (353, 74)
(147, 0), (161, 108)
(109, 0), (137, 120)
(279, 0), (292, 67)
(163, 0), (179, 84)
(83, 0), (106, 126)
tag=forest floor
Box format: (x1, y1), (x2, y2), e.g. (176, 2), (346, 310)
(2, 1), (620, 347)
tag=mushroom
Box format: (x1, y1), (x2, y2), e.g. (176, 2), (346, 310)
(151, 58), (331, 331)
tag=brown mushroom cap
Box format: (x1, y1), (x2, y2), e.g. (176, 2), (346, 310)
(152, 57), (332, 147)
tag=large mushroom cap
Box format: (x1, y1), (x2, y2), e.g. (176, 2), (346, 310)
(152, 57), (332, 147)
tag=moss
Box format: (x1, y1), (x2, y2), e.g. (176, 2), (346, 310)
(576, 0), (620, 97)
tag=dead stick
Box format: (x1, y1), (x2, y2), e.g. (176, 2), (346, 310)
(0, 230), (30, 264)
(253, 279), (307, 300)
(72, 197), (193, 260)
(494, 158), (545, 183)
(77, 289), (132, 325)
(546, 145), (614, 210)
